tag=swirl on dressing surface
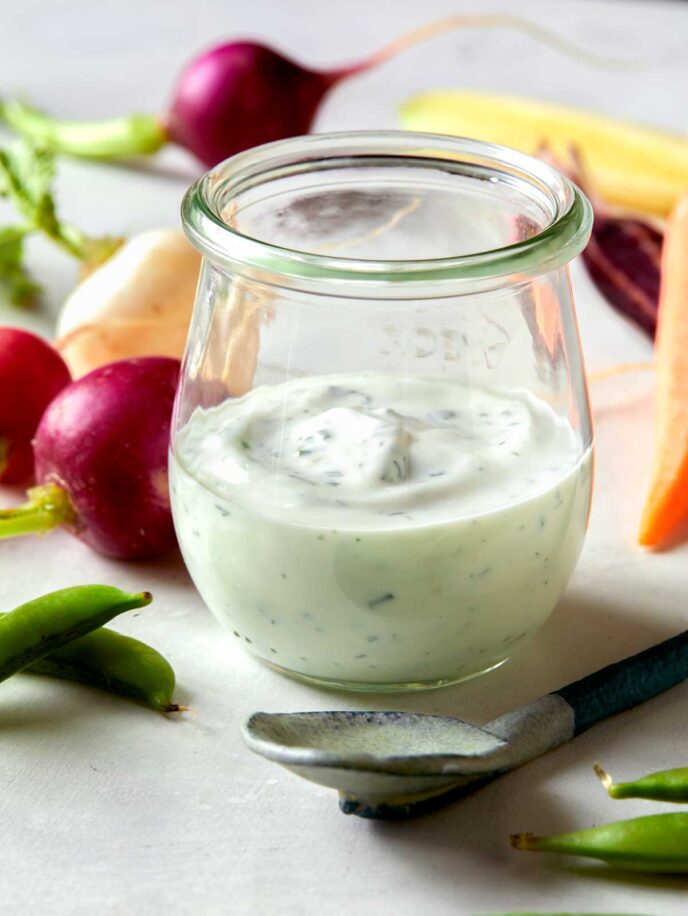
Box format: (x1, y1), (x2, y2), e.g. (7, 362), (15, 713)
(177, 373), (582, 525)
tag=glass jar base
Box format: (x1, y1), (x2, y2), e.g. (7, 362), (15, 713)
(261, 655), (510, 694)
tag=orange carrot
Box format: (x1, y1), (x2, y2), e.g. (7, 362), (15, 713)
(639, 191), (688, 548)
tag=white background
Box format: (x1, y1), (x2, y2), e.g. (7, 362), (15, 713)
(1, 1), (687, 913)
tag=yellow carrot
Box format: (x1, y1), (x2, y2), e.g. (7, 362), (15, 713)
(400, 90), (688, 218)
(639, 192), (688, 547)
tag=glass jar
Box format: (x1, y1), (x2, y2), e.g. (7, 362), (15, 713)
(171, 131), (593, 692)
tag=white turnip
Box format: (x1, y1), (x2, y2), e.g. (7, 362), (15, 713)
(56, 229), (201, 377)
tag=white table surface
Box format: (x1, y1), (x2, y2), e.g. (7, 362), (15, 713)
(1, 1), (687, 913)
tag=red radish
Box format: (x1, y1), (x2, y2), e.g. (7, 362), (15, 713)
(0, 327), (71, 485)
(165, 42), (342, 168)
(0, 16), (619, 167)
(0, 357), (180, 559)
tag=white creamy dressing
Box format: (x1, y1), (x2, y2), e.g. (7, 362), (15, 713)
(170, 373), (592, 687)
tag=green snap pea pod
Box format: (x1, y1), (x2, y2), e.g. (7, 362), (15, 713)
(595, 762), (688, 801)
(0, 585), (152, 682)
(511, 813), (688, 873)
(5, 619), (180, 712)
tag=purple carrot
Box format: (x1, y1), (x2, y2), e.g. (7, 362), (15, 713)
(583, 214), (662, 337)
(538, 145), (662, 338)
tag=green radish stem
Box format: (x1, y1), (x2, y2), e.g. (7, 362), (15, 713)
(0, 100), (166, 160)
(0, 482), (76, 538)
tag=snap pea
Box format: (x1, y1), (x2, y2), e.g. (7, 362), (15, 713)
(595, 762), (688, 802)
(12, 623), (179, 712)
(511, 813), (688, 873)
(0, 585), (152, 682)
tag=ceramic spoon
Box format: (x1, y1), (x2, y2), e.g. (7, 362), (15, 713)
(243, 629), (688, 818)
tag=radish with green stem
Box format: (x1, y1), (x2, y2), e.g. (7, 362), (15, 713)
(0, 16), (627, 167)
(0, 357), (180, 559)
(0, 327), (71, 484)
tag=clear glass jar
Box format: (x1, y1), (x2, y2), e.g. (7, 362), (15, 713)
(171, 131), (593, 692)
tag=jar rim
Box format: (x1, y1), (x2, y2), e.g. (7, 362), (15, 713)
(181, 130), (592, 298)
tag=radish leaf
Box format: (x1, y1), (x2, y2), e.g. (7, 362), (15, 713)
(0, 140), (89, 259)
(0, 141), (121, 304)
(0, 225), (39, 306)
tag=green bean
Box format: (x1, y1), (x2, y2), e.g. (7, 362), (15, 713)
(16, 624), (179, 712)
(511, 813), (688, 872)
(595, 762), (688, 802)
(0, 585), (151, 682)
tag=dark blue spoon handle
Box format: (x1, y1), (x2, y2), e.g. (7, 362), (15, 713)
(555, 630), (688, 735)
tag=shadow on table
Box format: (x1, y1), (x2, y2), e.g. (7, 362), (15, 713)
(569, 862), (688, 892)
(0, 695), (91, 734)
(0, 682), (189, 733)
(363, 796), (688, 904)
(358, 775), (571, 901)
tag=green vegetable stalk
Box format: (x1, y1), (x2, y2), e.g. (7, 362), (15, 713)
(0, 99), (166, 160)
(0, 483), (75, 538)
(0, 140), (120, 305)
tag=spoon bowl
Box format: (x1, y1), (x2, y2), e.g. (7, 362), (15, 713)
(244, 629), (688, 817)
(244, 709), (522, 817)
